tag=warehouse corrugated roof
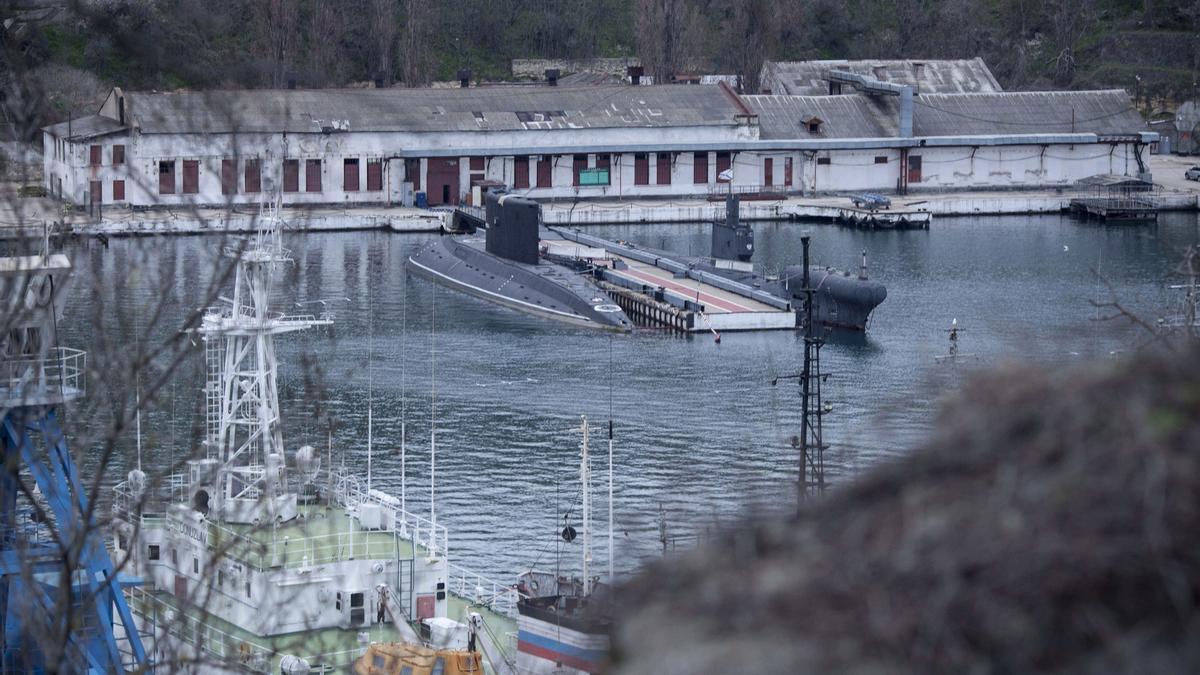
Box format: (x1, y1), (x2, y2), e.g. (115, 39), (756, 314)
(42, 114), (127, 140)
(744, 90), (1145, 139)
(119, 85), (743, 134)
(762, 58), (1002, 96)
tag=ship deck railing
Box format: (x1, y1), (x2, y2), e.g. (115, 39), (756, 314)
(114, 470), (447, 569)
(126, 585), (275, 673)
(0, 347), (86, 407)
(113, 469), (526, 617)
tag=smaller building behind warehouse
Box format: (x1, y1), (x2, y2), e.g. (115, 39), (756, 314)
(42, 59), (1154, 209)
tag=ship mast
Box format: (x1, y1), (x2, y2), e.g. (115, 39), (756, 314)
(200, 199), (330, 524)
(770, 235), (827, 506)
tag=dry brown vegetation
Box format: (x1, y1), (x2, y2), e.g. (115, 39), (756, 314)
(613, 343), (1200, 673)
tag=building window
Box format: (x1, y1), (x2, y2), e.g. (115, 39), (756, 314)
(656, 152), (671, 185)
(113, 145), (125, 165)
(367, 160), (383, 192)
(817, 157), (831, 166)
(536, 156), (552, 188)
(469, 157), (485, 172)
(596, 154), (611, 171)
(90, 180), (101, 205)
(764, 157), (774, 186)
(118, 534), (128, 551)
(874, 156), (888, 164)
(514, 156), (530, 189)
(193, 557), (198, 574)
(344, 158), (360, 192)
(221, 159), (237, 195)
(305, 159), (322, 192)
(171, 548), (178, 566)
(89, 145), (101, 166)
(182, 160), (199, 194)
(245, 159), (262, 193)
(113, 180), (125, 201)
(809, 122), (821, 134)
(784, 157), (794, 186)
(634, 153), (649, 186)
(148, 544), (160, 561)
(716, 152), (731, 182)
(158, 161), (176, 194)
(283, 159), (299, 192)
(572, 154), (587, 187)
(246, 581), (251, 599)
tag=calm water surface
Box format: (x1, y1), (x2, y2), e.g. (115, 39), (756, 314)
(58, 211), (1200, 582)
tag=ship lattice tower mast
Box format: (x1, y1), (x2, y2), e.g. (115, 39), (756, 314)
(199, 202), (330, 524)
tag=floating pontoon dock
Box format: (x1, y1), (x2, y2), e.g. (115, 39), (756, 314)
(549, 228), (799, 333)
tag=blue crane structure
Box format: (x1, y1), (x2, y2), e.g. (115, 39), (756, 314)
(0, 252), (148, 673)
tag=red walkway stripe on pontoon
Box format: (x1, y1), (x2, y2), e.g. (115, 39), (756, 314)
(609, 266), (757, 313)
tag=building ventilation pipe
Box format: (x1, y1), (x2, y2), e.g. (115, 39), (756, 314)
(828, 70), (913, 138)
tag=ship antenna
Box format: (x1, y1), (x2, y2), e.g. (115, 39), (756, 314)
(430, 284), (437, 553)
(580, 416), (592, 596)
(367, 280), (374, 497)
(607, 334), (614, 585)
(400, 263), (408, 532)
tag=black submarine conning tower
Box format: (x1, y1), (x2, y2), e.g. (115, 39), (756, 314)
(485, 191), (541, 265)
(712, 195), (754, 263)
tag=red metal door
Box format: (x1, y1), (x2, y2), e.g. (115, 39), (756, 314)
(716, 152), (731, 182)
(283, 160), (299, 192)
(572, 155), (587, 186)
(343, 159), (359, 192)
(182, 160), (199, 194)
(693, 152), (708, 184)
(159, 161), (175, 194)
(907, 155), (922, 183)
(305, 159), (322, 192)
(245, 159), (262, 193)
(514, 156), (530, 189)
(367, 161), (383, 191)
(784, 157), (793, 187)
(89, 180), (101, 204)
(763, 157), (774, 186)
(174, 575), (187, 598)
(536, 156), (552, 187)
(404, 158), (420, 191)
(221, 159), (237, 195)
(634, 154), (649, 185)
(656, 153), (671, 185)
(426, 158), (459, 205)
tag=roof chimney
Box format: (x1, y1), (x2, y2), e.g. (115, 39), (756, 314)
(628, 65), (643, 86)
(545, 68), (559, 86)
(457, 69), (471, 88)
(117, 95), (125, 125)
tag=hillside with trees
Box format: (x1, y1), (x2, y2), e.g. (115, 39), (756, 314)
(2, 0), (1198, 139)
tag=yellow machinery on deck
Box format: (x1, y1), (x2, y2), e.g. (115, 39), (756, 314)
(352, 643), (484, 674)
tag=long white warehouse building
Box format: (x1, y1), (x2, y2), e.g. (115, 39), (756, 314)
(42, 76), (1154, 209)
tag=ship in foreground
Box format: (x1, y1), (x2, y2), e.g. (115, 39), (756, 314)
(111, 208), (521, 674)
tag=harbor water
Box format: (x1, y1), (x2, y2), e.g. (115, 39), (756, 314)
(60, 211), (1200, 583)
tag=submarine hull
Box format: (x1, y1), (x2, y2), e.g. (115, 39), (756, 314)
(407, 236), (631, 332)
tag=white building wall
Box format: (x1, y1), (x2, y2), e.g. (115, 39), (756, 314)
(48, 114), (1145, 206)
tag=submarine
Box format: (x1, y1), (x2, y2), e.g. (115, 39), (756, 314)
(703, 196), (887, 331)
(406, 193), (631, 332)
